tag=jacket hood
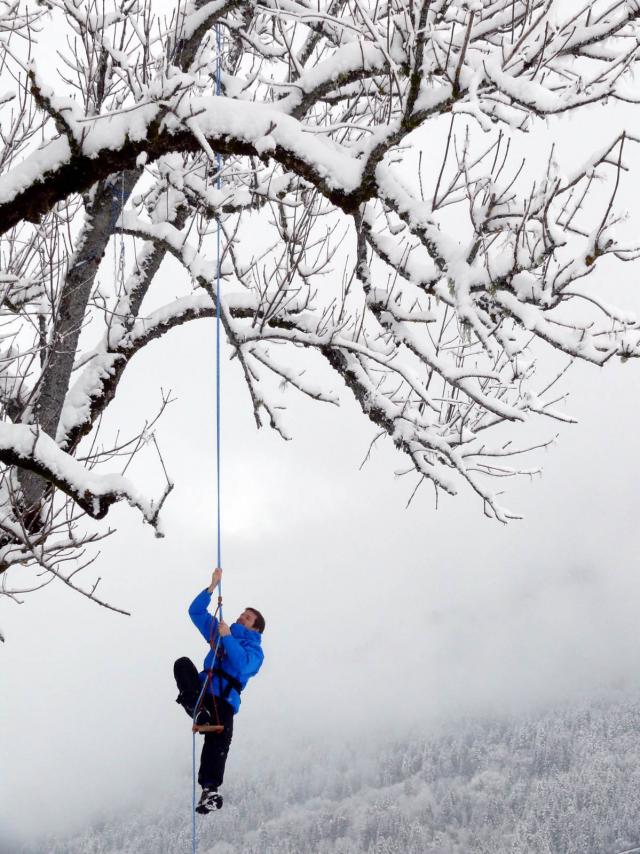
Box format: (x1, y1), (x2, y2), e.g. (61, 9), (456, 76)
(231, 622), (263, 648)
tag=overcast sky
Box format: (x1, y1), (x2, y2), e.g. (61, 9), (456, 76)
(3, 12), (640, 850)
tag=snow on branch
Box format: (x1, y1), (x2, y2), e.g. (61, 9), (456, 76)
(2, 0), (640, 611)
(0, 422), (171, 528)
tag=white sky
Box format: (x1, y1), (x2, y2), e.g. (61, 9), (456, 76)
(2, 7), (640, 849)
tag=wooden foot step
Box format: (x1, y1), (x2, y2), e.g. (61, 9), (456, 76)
(192, 724), (225, 734)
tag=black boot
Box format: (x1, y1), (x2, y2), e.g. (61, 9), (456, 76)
(195, 787), (223, 814)
(176, 693), (212, 725)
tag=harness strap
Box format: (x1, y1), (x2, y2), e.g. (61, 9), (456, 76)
(209, 666), (243, 699)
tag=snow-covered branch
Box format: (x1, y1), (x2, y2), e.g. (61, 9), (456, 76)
(2, 0), (640, 615)
(0, 422), (169, 526)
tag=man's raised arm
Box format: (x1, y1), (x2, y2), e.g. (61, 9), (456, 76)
(188, 569), (222, 641)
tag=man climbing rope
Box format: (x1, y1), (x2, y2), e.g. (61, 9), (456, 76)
(174, 568), (265, 814)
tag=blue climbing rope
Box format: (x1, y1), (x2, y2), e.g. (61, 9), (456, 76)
(191, 24), (224, 854)
(191, 633), (224, 851)
(191, 675), (208, 850)
(215, 19), (223, 574)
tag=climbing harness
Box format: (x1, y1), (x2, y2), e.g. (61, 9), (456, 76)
(208, 666), (243, 702)
(191, 23), (224, 854)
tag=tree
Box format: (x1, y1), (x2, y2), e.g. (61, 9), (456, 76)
(0, 0), (639, 623)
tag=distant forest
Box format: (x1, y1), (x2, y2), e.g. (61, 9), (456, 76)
(29, 696), (640, 854)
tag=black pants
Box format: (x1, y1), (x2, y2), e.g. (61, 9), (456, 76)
(174, 656), (234, 789)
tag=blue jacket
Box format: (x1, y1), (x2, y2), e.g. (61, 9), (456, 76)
(188, 589), (264, 714)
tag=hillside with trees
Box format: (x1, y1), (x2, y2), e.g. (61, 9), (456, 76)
(21, 694), (640, 854)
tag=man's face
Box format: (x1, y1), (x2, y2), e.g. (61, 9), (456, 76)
(236, 608), (258, 631)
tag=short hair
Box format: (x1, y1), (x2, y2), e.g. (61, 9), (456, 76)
(247, 607), (265, 634)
